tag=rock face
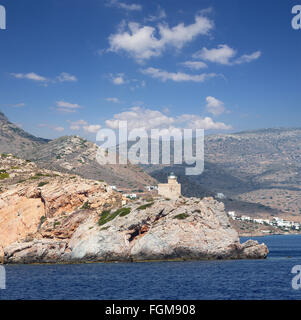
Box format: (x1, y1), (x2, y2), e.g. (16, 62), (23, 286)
(0, 154), (122, 261)
(1, 154), (268, 264)
(2, 194), (268, 264)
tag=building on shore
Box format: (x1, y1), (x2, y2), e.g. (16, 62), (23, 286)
(158, 172), (181, 200)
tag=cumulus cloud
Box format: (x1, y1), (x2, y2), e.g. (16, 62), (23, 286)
(144, 6), (166, 22)
(106, 0), (142, 11)
(105, 106), (231, 131)
(234, 51), (262, 64)
(11, 72), (78, 84)
(56, 100), (81, 113)
(110, 73), (126, 85)
(205, 96), (226, 116)
(108, 14), (214, 62)
(181, 61), (208, 70)
(57, 72), (78, 82)
(178, 114), (232, 130)
(193, 44), (261, 65)
(106, 107), (174, 131)
(69, 120), (88, 130)
(141, 67), (216, 83)
(105, 97), (120, 103)
(38, 123), (65, 132)
(11, 72), (48, 82)
(68, 120), (101, 133)
(83, 124), (102, 133)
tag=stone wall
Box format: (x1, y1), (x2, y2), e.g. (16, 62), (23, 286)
(158, 182), (181, 199)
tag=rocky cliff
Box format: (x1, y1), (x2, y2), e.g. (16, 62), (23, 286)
(0, 154), (268, 264)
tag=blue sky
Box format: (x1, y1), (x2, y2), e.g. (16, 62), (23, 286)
(0, 0), (300, 139)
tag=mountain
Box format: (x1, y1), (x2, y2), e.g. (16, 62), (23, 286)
(0, 110), (49, 155)
(143, 128), (301, 220)
(1, 109), (300, 219)
(24, 135), (156, 189)
(0, 110), (156, 189)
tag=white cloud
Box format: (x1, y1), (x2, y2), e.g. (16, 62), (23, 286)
(178, 114), (232, 130)
(205, 96), (226, 116)
(57, 72), (78, 82)
(110, 73), (125, 85)
(106, 107), (174, 131)
(141, 67), (217, 83)
(181, 61), (208, 70)
(69, 120), (88, 130)
(193, 44), (261, 65)
(56, 100), (81, 113)
(56, 101), (81, 109)
(144, 6), (166, 22)
(106, 0), (142, 11)
(69, 120), (101, 133)
(105, 97), (120, 103)
(105, 106), (231, 131)
(83, 124), (102, 133)
(38, 123), (65, 132)
(11, 72), (48, 82)
(234, 51), (262, 64)
(108, 14), (214, 62)
(193, 44), (236, 65)
(11, 72), (78, 84)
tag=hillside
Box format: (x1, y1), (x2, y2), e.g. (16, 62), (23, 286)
(142, 128), (301, 221)
(0, 110), (49, 155)
(0, 154), (268, 263)
(0, 111), (156, 189)
(1, 110), (300, 220)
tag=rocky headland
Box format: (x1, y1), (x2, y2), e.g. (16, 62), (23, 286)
(0, 154), (268, 264)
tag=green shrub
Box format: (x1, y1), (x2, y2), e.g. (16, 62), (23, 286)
(118, 207), (131, 217)
(173, 213), (189, 220)
(53, 221), (60, 228)
(40, 216), (46, 224)
(137, 202), (154, 211)
(0, 172), (9, 180)
(81, 201), (91, 210)
(98, 208), (131, 226)
(38, 182), (49, 187)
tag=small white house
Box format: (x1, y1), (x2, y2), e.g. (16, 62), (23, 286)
(146, 186), (158, 191)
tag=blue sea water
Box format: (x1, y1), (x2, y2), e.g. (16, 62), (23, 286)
(1, 235), (301, 300)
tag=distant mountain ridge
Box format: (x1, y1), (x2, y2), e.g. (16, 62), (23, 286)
(1, 109), (301, 219)
(0, 110), (49, 155)
(0, 110), (156, 189)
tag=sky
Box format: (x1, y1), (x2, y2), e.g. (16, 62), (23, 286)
(0, 0), (301, 140)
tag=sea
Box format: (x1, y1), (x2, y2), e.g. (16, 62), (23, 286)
(1, 234), (301, 300)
